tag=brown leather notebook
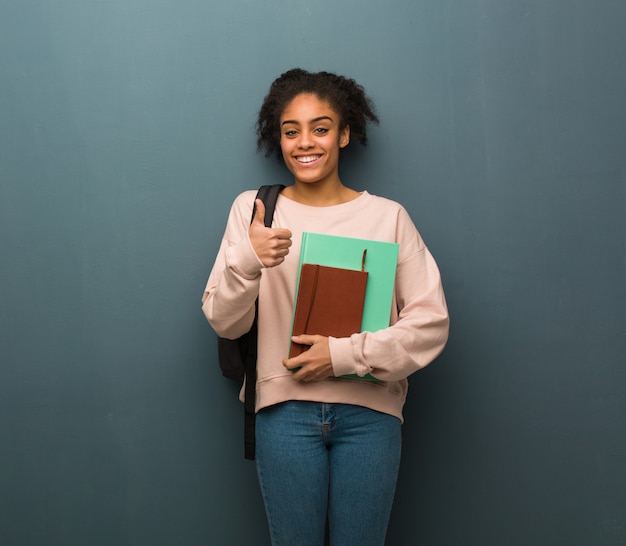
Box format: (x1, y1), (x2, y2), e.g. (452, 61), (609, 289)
(289, 260), (368, 358)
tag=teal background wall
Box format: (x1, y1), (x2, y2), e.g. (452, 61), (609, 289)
(1, 1), (625, 544)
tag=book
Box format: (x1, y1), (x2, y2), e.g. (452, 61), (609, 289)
(289, 232), (400, 380)
(289, 259), (368, 358)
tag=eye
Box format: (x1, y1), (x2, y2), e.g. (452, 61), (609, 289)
(283, 129), (298, 137)
(314, 127), (329, 135)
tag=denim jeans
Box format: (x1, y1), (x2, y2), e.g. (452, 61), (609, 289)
(255, 401), (402, 546)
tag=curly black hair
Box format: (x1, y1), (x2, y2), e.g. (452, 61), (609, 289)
(256, 68), (379, 158)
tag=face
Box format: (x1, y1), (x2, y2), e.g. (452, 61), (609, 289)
(279, 93), (350, 187)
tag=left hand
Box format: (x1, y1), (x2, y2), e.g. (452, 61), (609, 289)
(282, 335), (334, 382)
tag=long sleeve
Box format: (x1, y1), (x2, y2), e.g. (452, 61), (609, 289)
(202, 191), (265, 339)
(329, 214), (449, 381)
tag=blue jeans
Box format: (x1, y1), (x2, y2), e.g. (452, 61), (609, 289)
(255, 401), (402, 546)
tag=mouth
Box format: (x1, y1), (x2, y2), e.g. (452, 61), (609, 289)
(295, 154), (322, 164)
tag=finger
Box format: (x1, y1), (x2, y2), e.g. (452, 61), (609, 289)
(285, 360), (309, 381)
(252, 199), (266, 226)
(274, 228), (293, 242)
(291, 334), (315, 347)
(282, 357), (301, 371)
(282, 337), (320, 371)
(288, 361), (332, 383)
(291, 368), (309, 382)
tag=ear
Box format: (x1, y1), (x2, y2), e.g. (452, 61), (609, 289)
(339, 125), (350, 148)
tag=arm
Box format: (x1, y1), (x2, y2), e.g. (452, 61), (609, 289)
(330, 235), (449, 382)
(201, 194), (262, 339)
(202, 193), (292, 339)
(282, 210), (449, 382)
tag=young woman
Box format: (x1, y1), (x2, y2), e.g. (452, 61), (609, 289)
(202, 68), (449, 546)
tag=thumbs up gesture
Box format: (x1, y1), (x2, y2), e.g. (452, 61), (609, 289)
(249, 199), (293, 268)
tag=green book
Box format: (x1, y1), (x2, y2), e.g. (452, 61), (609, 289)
(291, 232), (400, 380)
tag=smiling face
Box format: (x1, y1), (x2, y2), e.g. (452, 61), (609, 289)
(279, 93), (350, 188)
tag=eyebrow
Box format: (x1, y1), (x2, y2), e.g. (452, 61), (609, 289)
(281, 115), (333, 126)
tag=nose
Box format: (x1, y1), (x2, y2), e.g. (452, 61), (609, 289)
(297, 131), (314, 149)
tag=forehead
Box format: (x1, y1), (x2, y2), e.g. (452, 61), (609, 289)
(280, 93), (339, 123)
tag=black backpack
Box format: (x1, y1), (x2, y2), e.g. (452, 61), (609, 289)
(217, 184), (284, 460)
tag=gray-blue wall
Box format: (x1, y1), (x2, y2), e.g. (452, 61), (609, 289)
(1, 1), (624, 544)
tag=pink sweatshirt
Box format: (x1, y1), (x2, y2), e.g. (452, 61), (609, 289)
(202, 190), (449, 422)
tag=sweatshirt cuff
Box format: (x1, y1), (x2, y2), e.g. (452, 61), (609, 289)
(329, 336), (367, 377)
(225, 233), (264, 279)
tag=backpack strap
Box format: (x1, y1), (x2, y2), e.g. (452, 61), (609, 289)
(244, 184), (284, 460)
(250, 183), (285, 226)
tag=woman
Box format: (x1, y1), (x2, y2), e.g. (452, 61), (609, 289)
(202, 68), (449, 546)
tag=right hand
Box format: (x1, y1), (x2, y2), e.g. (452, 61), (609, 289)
(249, 199), (293, 267)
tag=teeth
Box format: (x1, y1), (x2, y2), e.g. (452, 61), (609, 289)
(297, 155), (320, 164)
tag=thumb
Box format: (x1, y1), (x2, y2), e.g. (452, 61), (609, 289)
(252, 198), (266, 226)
